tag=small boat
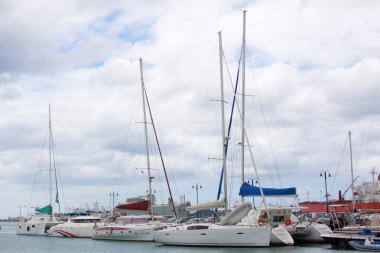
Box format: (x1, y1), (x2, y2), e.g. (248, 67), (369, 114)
(321, 228), (380, 247)
(349, 238), (380, 251)
(48, 216), (103, 238)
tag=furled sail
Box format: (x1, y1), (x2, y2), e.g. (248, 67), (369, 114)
(239, 182), (296, 197)
(116, 200), (150, 211)
(186, 199), (226, 211)
(35, 204), (53, 215)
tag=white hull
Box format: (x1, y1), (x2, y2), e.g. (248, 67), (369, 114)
(92, 225), (155, 241)
(17, 221), (59, 236)
(153, 224), (271, 247)
(289, 223), (332, 243)
(48, 223), (103, 238)
(271, 226), (294, 245)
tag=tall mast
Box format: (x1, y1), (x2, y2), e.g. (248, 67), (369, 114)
(139, 58), (154, 218)
(349, 131), (355, 209)
(48, 105), (53, 211)
(218, 31), (228, 212)
(241, 10), (246, 202)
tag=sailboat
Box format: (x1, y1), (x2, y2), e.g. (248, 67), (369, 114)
(17, 105), (62, 236)
(153, 12), (273, 247)
(92, 58), (173, 241)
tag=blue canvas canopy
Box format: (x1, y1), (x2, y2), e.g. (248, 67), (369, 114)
(239, 182), (296, 197)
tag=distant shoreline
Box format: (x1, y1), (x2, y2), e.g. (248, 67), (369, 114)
(0, 219), (18, 222)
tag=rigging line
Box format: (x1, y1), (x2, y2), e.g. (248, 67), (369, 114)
(357, 73), (380, 172)
(247, 50), (282, 188)
(116, 134), (142, 194)
(112, 93), (137, 192)
(221, 46), (270, 215)
(112, 94), (139, 194)
(188, 55), (216, 198)
(247, 121), (276, 186)
(328, 133), (349, 195)
(363, 75), (379, 170)
(28, 126), (48, 211)
(150, 124), (181, 202)
(50, 130), (66, 212)
(50, 131), (61, 213)
(144, 86), (177, 218)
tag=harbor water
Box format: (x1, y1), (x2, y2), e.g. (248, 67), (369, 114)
(0, 222), (357, 253)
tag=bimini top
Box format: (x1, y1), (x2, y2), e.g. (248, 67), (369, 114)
(239, 182), (297, 197)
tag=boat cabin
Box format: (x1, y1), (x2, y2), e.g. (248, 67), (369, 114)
(114, 215), (170, 225)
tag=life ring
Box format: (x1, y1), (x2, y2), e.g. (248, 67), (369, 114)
(258, 218), (265, 227)
(284, 219), (292, 226)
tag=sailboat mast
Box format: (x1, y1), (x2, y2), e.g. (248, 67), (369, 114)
(218, 31), (228, 212)
(349, 131), (355, 209)
(139, 58), (154, 218)
(241, 10), (246, 203)
(48, 105), (53, 211)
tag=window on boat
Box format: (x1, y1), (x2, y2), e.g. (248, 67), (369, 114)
(187, 225), (209, 230)
(131, 218), (149, 224)
(115, 217), (132, 225)
(272, 216), (285, 223)
(156, 217), (170, 223)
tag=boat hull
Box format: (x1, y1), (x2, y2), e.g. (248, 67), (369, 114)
(271, 226), (294, 245)
(153, 225), (271, 247)
(48, 223), (102, 238)
(17, 222), (59, 236)
(92, 225), (155, 241)
(321, 233), (379, 247)
(290, 223), (332, 243)
(349, 240), (380, 251)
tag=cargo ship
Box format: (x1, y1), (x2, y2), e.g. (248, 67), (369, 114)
(300, 173), (380, 213)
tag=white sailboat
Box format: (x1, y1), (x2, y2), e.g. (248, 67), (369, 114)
(154, 11), (272, 247)
(92, 58), (172, 241)
(154, 203), (271, 247)
(17, 105), (62, 236)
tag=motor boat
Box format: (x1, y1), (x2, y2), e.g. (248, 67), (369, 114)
(48, 215), (103, 238)
(92, 215), (170, 241)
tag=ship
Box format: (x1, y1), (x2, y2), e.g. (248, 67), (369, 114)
(300, 174), (380, 214)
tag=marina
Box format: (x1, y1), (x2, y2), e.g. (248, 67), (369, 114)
(1, 1), (380, 253)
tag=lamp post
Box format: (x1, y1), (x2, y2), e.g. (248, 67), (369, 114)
(192, 184), (202, 217)
(320, 170), (331, 213)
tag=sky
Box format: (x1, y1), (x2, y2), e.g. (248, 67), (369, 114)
(1, 0), (380, 218)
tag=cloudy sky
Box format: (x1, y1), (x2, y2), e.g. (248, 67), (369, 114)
(1, 0), (380, 218)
